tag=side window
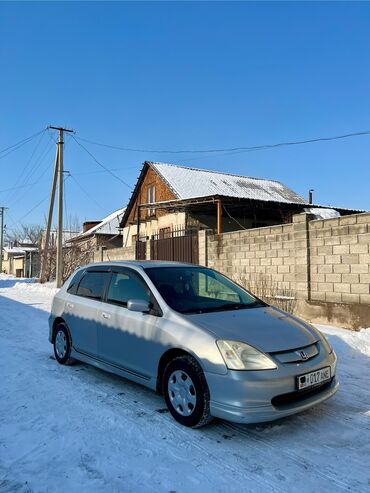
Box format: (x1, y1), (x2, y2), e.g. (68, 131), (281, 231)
(76, 271), (110, 300)
(107, 271), (150, 306)
(67, 269), (84, 295)
(192, 271), (240, 302)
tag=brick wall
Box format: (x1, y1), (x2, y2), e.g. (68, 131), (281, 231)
(309, 214), (370, 306)
(204, 212), (370, 329)
(93, 245), (136, 262)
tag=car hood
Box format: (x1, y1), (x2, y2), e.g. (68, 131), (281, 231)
(186, 306), (320, 353)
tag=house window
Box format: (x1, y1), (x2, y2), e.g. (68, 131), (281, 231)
(159, 227), (171, 239)
(147, 184), (155, 217)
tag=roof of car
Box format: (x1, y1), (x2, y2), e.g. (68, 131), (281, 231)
(84, 260), (196, 270)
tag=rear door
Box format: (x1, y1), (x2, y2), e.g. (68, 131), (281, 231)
(97, 267), (163, 380)
(64, 268), (110, 358)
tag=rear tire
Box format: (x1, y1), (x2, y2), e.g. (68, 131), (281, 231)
(163, 355), (213, 428)
(53, 323), (75, 365)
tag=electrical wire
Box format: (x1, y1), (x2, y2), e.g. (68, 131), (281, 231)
(69, 174), (108, 214)
(73, 164), (141, 176)
(223, 205), (248, 230)
(75, 129), (370, 155)
(16, 195), (50, 222)
(6, 138), (55, 207)
(70, 135), (133, 190)
(0, 129), (46, 159)
(4, 131), (47, 203)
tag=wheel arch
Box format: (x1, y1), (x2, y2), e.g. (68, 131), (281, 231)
(156, 348), (202, 394)
(51, 317), (68, 343)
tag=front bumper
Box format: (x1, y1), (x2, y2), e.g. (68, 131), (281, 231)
(206, 343), (338, 424)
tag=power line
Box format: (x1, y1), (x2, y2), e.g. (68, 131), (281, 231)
(69, 173), (108, 214)
(17, 194), (50, 222)
(0, 129), (46, 159)
(70, 135), (132, 190)
(73, 164), (141, 176)
(5, 138), (55, 207)
(75, 129), (370, 155)
(5, 133), (49, 202)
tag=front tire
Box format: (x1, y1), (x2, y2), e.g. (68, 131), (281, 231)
(163, 355), (212, 428)
(53, 323), (74, 365)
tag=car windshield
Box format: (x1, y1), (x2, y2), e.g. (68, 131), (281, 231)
(145, 266), (264, 314)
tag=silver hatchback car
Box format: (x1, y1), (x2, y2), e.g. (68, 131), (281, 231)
(49, 261), (338, 427)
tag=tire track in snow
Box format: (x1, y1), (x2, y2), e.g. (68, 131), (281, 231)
(59, 361), (365, 493)
(60, 363), (287, 493)
(223, 422), (368, 492)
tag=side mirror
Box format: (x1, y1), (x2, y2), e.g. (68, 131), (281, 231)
(127, 299), (151, 313)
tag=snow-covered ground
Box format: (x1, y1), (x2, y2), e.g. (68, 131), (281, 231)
(0, 275), (369, 493)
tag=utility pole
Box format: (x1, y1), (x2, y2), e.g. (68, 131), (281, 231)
(0, 207), (7, 273)
(47, 126), (73, 287)
(40, 146), (59, 283)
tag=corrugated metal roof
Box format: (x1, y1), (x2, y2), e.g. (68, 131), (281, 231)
(150, 162), (306, 204)
(78, 207), (126, 238)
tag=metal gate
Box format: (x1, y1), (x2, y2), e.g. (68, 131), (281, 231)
(135, 240), (147, 260)
(150, 228), (199, 264)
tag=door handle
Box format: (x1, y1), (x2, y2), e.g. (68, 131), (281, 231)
(66, 302), (74, 309)
(101, 312), (111, 319)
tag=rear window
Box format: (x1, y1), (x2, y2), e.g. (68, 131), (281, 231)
(76, 271), (110, 300)
(67, 269), (84, 294)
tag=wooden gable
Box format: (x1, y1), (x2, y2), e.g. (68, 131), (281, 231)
(121, 162), (177, 227)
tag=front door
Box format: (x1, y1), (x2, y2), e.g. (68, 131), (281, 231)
(97, 268), (162, 380)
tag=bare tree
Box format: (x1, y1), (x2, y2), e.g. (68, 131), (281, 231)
(6, 224), (42, 246)
(234, 273), (297, 314)
(40, 238), (93, 283)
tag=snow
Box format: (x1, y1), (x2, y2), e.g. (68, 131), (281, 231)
(3, 247), (38, 254)
(74, 207), (126, 240)
(304, 208), (341, 219)
(150, 162), (307, 204)
(1, 275), (370, 493)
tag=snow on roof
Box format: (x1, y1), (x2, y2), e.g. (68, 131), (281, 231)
(304, 207), (341, 219)
(150, 162), (306, 204)
(78, 207), (126, 238)
(3, 247), (38, 254)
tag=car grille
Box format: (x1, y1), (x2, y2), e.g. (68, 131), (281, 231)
(271, 378), (334, 408)
(271, 343), (319, 364)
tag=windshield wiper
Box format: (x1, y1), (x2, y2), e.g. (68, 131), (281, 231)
(183, 301), (263, 314)
(211, 302), (260, 312)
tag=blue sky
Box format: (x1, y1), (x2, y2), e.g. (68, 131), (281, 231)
(1, 1), (370, 231)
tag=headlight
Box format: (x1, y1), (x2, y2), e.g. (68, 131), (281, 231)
(216, 340), (277, 371)
(321, 335), (333, 354)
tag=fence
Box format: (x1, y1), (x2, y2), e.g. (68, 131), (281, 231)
(204, 212), (370, 330)
(94, 212), (370, 329)
(150, 228), (199, 264)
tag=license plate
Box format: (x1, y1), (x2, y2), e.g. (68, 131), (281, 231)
(297, 367), (331, 391)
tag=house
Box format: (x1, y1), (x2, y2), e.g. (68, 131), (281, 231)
(69, 207), (126, 259)
(39, 229), (81, 250)
(119, 161), (358, 247)
(2, 246), (39, 277)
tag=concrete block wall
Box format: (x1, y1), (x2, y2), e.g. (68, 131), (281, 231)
(309, 213), (370, 306)
(206, 221), (297, 294)
(204, 212), (370, 329)
(93, 245), (136, 262)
